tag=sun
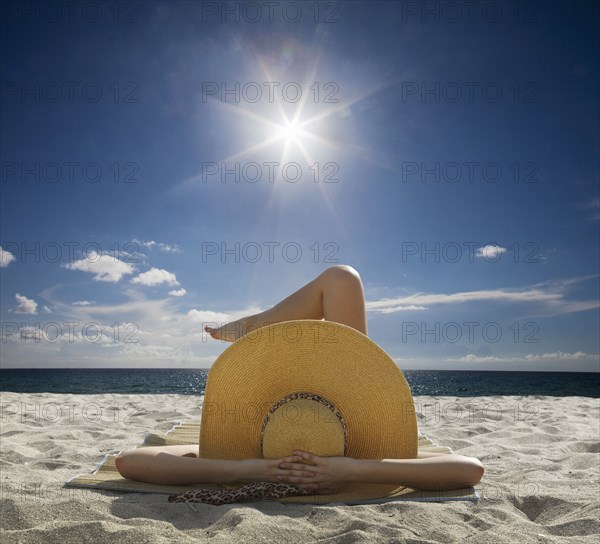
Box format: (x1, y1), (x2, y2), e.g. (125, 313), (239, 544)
(275, 120), (304, 143)
(174, 53), (396, 186)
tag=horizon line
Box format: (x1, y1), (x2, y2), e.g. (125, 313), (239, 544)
(1, 367), (599, 373)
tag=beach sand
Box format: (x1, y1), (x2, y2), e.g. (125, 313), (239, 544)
(1, 392), (598, 543)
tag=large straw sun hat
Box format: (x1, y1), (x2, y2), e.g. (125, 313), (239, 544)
(198, 319), (419, 503)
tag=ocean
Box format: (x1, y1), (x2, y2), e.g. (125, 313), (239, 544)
(1, 369), (598, 397)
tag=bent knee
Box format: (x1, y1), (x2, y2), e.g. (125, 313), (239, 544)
(322, 264), (363, 285)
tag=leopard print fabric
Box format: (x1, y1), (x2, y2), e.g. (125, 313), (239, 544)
(168, 482), (312, 505)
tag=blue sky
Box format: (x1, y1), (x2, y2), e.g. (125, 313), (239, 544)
(1, 0), (598, 371)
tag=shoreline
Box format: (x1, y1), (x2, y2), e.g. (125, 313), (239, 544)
(1, 393), (599, 543)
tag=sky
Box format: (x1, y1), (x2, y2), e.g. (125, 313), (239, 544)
(0, 0), (598, 371)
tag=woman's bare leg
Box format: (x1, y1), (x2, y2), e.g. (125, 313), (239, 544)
(205, 264), (368, 341)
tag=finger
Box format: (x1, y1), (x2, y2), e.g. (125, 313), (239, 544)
(280, 455), (303, 464)
(278, 469), (315, 478)
(292, 450), (317, 464)
(279, 462), (317, 471)
(276, 474), (315, 483)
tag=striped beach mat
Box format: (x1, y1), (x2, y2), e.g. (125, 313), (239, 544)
(65, 422), (480, 504)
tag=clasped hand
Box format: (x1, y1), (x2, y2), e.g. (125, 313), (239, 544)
(275, 450), (356, 494)
(238, 450), (356, 494)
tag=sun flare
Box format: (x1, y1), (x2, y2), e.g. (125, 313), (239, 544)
(275, 120), (303, 143)
(180, 49), (395, 187)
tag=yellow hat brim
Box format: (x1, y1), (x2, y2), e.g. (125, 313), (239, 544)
(199, 319), (418, 503)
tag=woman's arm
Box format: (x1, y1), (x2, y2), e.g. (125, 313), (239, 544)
(276, 450), (485, 493)
(114, 445), (317, 487)
(353, 454), (484, 490)
(114, 444), (483, 491)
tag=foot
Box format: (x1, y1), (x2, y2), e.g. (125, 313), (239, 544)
(204, 320), (248, 342)
(204, 318), (266, 342)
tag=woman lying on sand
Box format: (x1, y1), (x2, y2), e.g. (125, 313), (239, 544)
(115, 265), (484, 494)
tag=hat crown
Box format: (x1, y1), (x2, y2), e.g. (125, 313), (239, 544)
(260, 392), (347, 459)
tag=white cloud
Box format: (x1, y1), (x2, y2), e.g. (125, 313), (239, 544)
(187, 309), (231, 323)
(40, 287), (175, 319)
(576, 197), (600, 221)
(11, 326), (117, 345)
(15, 293), (37, 314)
(62, 251), (134, 282)
(0, 246), (16, 267)
(366, 276), (600, 317)
(476, 245), (507, 259)
(18, 327), (47, 342)
(530, 275), (598, 289)
(132, 239), (181, 253)
(168, 288), (187, 297)
(115, 343), (186, 357)
(371, 305), (427, 314)
(3, 285), (268, 367)
(73, 300), (93, 306)
(366, 288), (559, 313)
(447, 351), (598, 363)
(130, 267), (180, 286)
(523, 351), (597, 361)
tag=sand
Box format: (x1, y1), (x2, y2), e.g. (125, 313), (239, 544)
(1, 392), (598, 543)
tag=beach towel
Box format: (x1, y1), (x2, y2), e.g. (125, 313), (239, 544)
(65, 422), (480, 505)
